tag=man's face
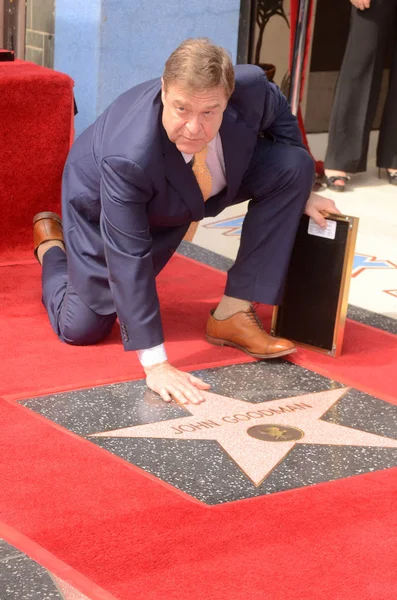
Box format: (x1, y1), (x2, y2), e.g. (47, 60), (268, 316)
(161, 81), (228, 154)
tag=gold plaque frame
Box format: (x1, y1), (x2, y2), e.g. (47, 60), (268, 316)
(271, 213), (359, 358)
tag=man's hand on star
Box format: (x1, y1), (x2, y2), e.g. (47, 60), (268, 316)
(304, 193), (341, 228)
(144, 362), (210, 405)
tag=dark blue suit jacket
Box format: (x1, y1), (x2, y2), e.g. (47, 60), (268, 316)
(61, 65), (303, 351)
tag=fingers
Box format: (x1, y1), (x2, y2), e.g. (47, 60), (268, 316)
(154, 379), (206, 406)
(183, 383), (206, 404)
(306, 196), (341, 228)
(322, 199), (341, 215)
(166, 385), (191, 405)
(188, 375), (211, 390)
(159, 388), (172, 403)
(145, 365), (208, 405)
(330, 205), (341, 215)
(167, 376), (208, 405)
(310, 209), (327, 228)
(351, 0), (370, 9)
(167, 384), (205, 406)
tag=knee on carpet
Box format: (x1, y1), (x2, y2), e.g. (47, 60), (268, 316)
(59, 314), (116, 346)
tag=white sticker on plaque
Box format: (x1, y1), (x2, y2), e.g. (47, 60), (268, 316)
(308, 218), (337, 240)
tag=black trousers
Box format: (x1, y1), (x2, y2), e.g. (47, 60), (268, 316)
(325, 0), (397, 173)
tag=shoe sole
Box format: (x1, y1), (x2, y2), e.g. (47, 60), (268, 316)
(205, 334), (297, 359)
(328, 186), (346, 192)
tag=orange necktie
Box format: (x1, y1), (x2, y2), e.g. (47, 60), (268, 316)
(192, 146), (212, 201)
(185, 146), (212, 241)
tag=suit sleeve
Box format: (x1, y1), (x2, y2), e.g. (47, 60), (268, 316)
(260, 81), (306, 149)
(100, 155), (163, 351)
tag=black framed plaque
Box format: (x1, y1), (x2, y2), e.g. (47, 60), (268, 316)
(271, 213), (359, 357)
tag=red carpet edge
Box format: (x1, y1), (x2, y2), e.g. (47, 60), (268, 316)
(0, 521), (117, 600)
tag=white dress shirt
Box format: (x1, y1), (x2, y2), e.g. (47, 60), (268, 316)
(137, 133), (227, 367)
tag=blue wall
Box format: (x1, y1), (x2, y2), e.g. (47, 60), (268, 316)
(54, 0), (101, 137)
(55, 0), (241, 136)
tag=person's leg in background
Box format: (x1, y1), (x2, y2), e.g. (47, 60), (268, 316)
(324, 0), (396, 190)
(207, 138), (314, 359)
(377, 0), (397, 182)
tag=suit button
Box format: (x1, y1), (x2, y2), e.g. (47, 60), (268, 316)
(120, 323), (128, 341)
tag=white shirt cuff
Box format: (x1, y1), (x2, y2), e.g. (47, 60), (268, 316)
(137, 343), (168, 367)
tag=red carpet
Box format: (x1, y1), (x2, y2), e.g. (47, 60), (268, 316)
(1, 254), (396, 405)
(1, 254), (397, 599)
(0, 256), (255, 400)
(2, 54), (397, 600)
(290, 321), (397, 405)
(1, 397), (397, 599)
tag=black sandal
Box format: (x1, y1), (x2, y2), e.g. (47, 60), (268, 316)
(387, 171), (397, 186)
(379, 169), (397, 186)
(324, 175), (350, 192)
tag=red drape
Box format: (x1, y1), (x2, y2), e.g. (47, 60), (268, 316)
(289, 0), (324, 175)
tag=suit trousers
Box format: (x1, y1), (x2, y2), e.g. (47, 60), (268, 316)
(225, 137), (314, 306)
(325, 0), (397, 172)
(42, 248), (117, 345)
(41, 139), (314, 346)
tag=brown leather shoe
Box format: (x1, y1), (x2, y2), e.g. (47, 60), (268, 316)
(206, 306), (296, 359)
(33, 211), (64, 261)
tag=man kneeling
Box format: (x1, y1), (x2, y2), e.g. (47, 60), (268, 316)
(33, 38), (337, 405)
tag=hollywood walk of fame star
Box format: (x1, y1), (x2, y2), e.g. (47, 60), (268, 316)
(50, 574), (92, 599)
(352, 254), (397, 278)
(90, 388), (397, 487)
